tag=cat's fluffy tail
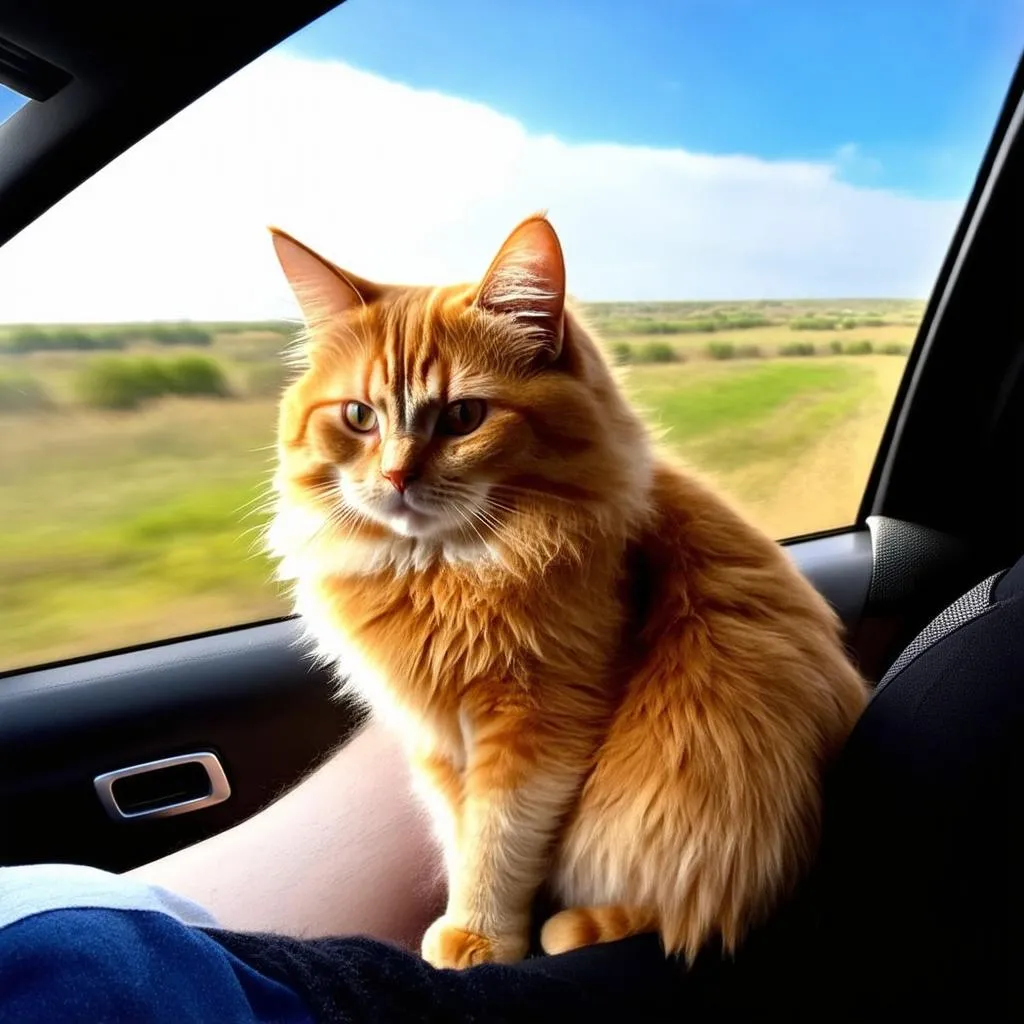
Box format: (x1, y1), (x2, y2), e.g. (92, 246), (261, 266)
(539, 905), (658, 955)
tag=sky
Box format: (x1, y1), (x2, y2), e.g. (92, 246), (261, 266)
(0, 0), (1020, 321)
(0, 86), (23, 126)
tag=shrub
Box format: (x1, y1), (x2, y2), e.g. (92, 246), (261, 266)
(147, 325), (213, 347)
(779, 342), (816, 357)
(844, 340), (874, 355)
(880, 342), (910, 356)
(215, 320), (295, 336)
(609, 342), (633, 365)
(4, 328), (124, 353)
(599, 312), (771, 336)
(827, 339), (843, 354)
(0, 373), (52, 413)
(790, 316), (838, 331)
(602, 318), (713, 335)
(92, 332), (128, 350)
(724, 313), (772, 329)
(77, 358), (152, 409)
(635, 341), (679, 363)
(706, 341), (736, 360)
(76, 355), (229, 409)
(638, 320), (692, 335)
(132, 358), (177, 398)
(6, 329), (50, 353)
(670, 319), (716, 333)
(50, 329), (97, 351)
(836, 316), (887, 330)
(163, 355), (229, 396)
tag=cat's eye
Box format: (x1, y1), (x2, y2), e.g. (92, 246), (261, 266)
(342, 401), (377, 433)
(438, 399), (486, 436)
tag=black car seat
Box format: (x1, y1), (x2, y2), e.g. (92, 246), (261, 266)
(695, 556), (1023, 1020)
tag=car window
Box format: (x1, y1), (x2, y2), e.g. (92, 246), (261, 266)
(0, 85), (28, 127)
(0, 0), (1019, 672)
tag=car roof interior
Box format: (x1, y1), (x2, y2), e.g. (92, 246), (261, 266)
(0, 1), (339, 247)
(0, 6), (1022, 993)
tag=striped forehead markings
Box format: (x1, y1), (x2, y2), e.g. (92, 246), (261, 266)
(372, 295), (449, 432)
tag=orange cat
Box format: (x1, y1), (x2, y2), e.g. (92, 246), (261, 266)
(266, 214), (868, 969)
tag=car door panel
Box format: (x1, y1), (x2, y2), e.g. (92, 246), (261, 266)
(0, 620), (359, 870)
(1, 526), (960, 873)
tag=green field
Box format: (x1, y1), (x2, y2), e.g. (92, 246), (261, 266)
(0, 300), (917, 671)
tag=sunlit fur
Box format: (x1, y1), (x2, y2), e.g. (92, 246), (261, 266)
(267, 215), (869, 969)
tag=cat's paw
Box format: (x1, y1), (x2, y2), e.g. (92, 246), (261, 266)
(421, 915), (528, 968)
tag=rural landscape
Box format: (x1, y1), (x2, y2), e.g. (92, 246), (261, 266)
(0, 298), (919, 671)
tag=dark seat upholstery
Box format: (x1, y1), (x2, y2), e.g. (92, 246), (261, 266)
(698, 558), (1023, 1020)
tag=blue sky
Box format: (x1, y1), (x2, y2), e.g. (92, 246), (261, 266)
(1, 2), (1020, 193)
(0, 85), (25, 125)
(1, 1), (1023, 316)
(289, 0), (1023, 199)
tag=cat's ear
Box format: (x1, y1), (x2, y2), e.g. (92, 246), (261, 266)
(269, 227), (377, 327)
(474, 213), (566, 361)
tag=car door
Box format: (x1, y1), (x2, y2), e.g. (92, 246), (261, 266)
(1, 1), (1021, 873)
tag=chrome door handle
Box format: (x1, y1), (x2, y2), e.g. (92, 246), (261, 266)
(94, 751), (231, 821)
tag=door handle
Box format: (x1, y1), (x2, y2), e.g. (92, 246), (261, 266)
(94, 751), (231, 821)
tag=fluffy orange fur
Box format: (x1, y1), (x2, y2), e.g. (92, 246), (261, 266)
(266, 214), (868, 969)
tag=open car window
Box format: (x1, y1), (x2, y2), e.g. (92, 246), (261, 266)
(0, 0), (1020, 673)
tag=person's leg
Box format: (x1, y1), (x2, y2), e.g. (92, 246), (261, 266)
(2, 857), (685, 1023)
(0, 865), (312, 1023)
(130, 720), (445, 949)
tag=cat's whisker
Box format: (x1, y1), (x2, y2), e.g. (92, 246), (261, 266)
(239, 521), (274, 542)
(246, 484), (338, 526)
(479, 497), (518, 516)
(451, 500), (492, 550)
(468, 504), (504, 534)
(324, 493), (372, 544)
(421, 481), (514, 530)
(489, 482), (579, 507)
(445, 501), (475, 543)
(462, 503), (506, 546)
(289, 491), (367, 553)
(236, 480), (277, 501)
(235, 494), (279, 518)
(431, 481), (518, 517)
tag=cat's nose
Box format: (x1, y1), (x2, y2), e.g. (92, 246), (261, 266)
(382, 468), (418, 493)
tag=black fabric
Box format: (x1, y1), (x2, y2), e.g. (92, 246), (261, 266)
(204, 930), (684, 1022)
(816, 558), (1022, 1019)
(698, 558), (1024, 1019)
(210, 557), (1024, 1021)
(875, 569), (1005, 692)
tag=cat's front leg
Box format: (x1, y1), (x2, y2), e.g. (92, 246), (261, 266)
(421, 711), (591, 969)
(408, 743), (463, 878)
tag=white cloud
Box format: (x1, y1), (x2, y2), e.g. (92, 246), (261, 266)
(0, 52), (963, 322)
